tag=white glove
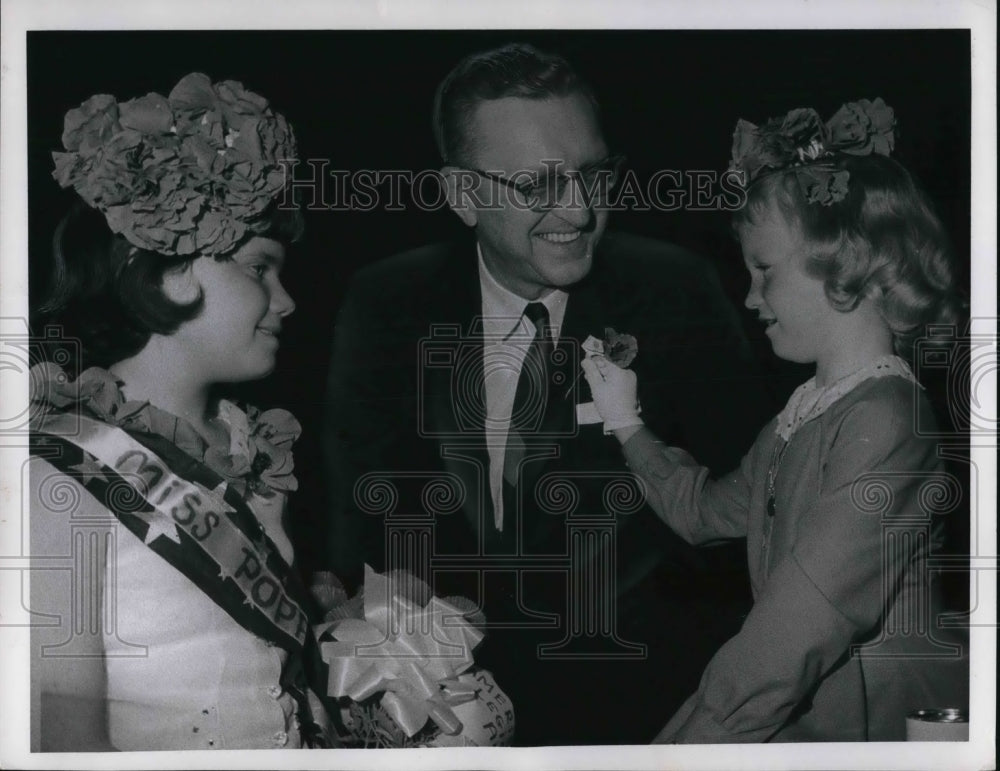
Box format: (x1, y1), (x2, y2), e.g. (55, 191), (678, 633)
(580, 355), (643, 432)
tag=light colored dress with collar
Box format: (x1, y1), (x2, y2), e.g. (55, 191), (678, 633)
(622, 357), (969, 742)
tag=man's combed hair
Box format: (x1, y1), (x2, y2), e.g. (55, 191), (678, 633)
(37, 202), (304, 373)
(733, 153), (967, 356)
(432, 42), (599, 165)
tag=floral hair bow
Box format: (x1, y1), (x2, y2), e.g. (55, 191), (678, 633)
(729, 98), (896, 205)
(52, 73), (298, 257)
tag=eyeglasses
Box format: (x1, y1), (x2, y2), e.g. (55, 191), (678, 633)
(463, 154), (626, 211)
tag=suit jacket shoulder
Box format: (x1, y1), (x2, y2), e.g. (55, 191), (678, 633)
(598, 230), (709, 269)
(595, 231), (721, 288)
(347, 232), (717, 322)
(343, 241), (475, 326)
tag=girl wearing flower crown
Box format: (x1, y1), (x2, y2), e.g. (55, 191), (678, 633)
(581, 99), (968, 742)
(29, 74), (332, 750)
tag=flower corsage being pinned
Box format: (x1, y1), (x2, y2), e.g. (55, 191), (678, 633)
(312, 566), (514, 747)
(729, 97), (896, 205)
(593, 327), (638, 368)
(574, 327), (639, 427)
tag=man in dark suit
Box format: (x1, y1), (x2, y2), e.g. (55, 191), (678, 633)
(325, 43), (770, 745)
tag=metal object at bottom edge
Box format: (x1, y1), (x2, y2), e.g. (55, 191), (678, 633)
(905, 708), (969, 741)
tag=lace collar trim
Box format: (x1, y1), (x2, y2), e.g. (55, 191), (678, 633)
(775, 355), (919, 442)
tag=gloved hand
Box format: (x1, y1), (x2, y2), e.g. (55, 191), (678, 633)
(580, 355), (643, 432)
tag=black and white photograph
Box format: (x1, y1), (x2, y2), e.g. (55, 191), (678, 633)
(1, 2), (995, 769)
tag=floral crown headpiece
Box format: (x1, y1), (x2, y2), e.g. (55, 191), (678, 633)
(52, 73), (298, 257)
(729, 98), (896, 206)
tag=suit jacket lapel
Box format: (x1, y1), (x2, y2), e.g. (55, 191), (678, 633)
(559, 274), (607, 405)
(420, 243), (495, 548)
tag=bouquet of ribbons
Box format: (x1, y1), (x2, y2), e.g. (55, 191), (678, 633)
(312, 566), (514, 747)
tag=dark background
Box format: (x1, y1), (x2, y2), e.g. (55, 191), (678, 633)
(26, 30), (972, 578)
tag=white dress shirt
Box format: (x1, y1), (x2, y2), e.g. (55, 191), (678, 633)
(478, 245), (568, 531)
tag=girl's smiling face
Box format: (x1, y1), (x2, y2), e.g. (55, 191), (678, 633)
(167, 236), (296, 385)
(738, 201), (842, 367)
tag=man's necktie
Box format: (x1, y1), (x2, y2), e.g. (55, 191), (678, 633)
(502, 302), (552, 511)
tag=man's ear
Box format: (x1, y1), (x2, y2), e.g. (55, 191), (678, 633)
(160, 259), (200, 304)
(441, 166), (478, 228)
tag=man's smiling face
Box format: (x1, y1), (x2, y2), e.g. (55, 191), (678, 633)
(457, 92), (610, 300)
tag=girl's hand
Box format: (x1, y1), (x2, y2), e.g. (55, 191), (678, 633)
(580, 355), (643, 432)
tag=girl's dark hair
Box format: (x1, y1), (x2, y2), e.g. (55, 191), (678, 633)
(37, 201), (304, 372)
(733, 153), (967, 356)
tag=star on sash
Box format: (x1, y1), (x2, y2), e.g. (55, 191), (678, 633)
(204, 481), (237, 516)
(131, 508), (181, 545)
(199, 483), (244, 581)
(68, 452), (108, 485)
(251, 533), (276, 566)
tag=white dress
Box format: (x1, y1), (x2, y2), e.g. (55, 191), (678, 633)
(103, 488), (303, 750)
(30, 369), (309, 751)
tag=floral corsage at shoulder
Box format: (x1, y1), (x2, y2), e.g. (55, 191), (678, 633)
(30, 363), (300, 500)
(730, 98), (896, 205)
